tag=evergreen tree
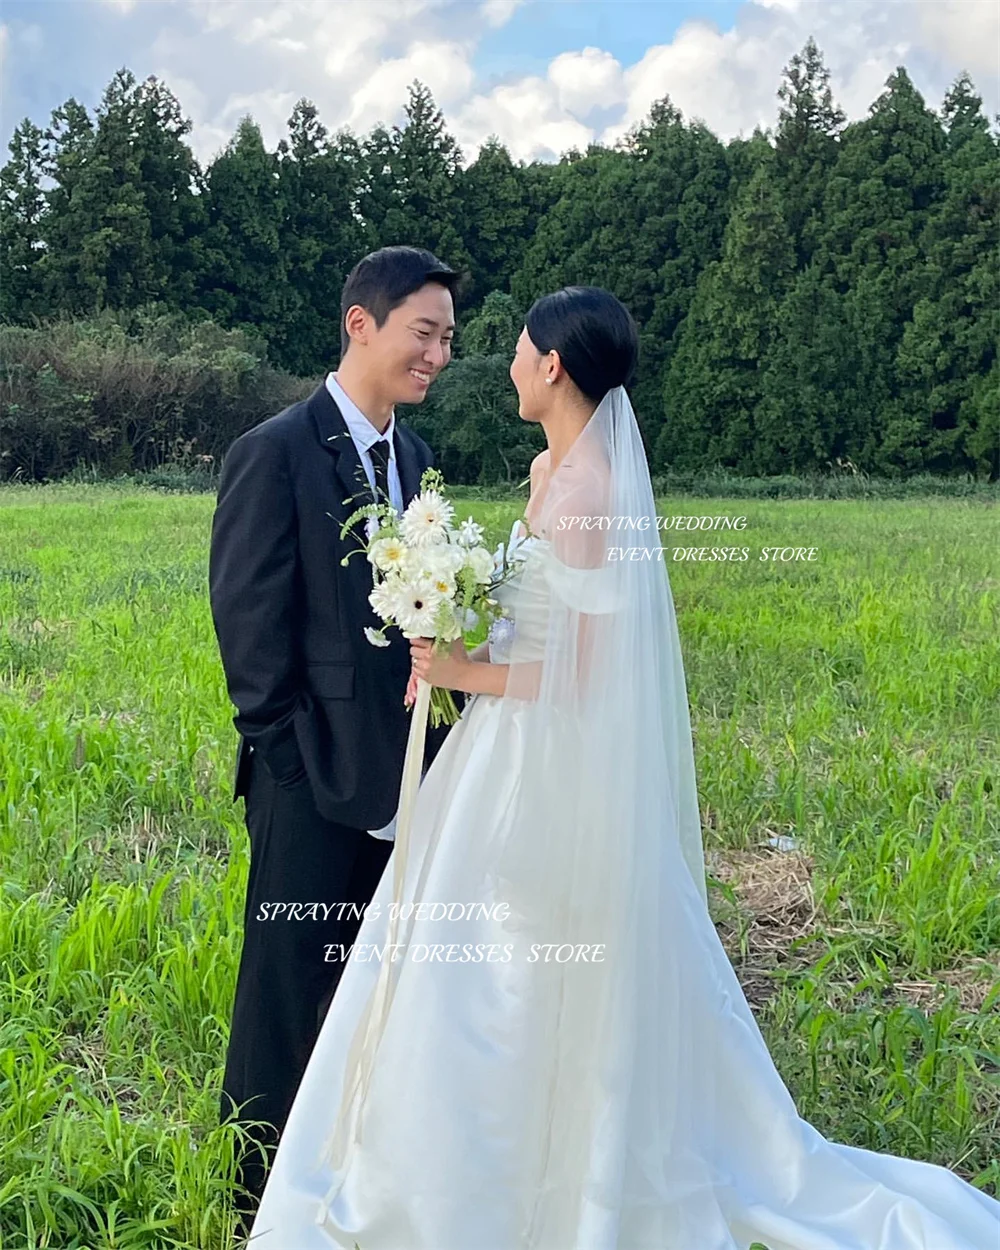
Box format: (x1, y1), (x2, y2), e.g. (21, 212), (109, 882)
(37, 72), (203, 313)
(199, 116), (298, 356)
(757, 265), (854, 470)
(457, 137), (533, 304)
(274, 100), (368, 374)
(774, 38), (846, 265)
(460, 290), (522, 357)
(361, 81), (470, 282)
(38, 97), (97, 312)
(818, 67), (945, 302)
(816, 68), (948, 470)
(5, 59), (997, 481)
(0, 119), (48, 320)
(623, 100), (731, 425)
(131, 75), (206, 308)
(896, 74), (999, 473)
(659, 160), (795, 471)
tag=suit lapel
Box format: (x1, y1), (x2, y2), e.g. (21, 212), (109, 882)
(308, 384), (373, 515)
(309, 380), (424, 513)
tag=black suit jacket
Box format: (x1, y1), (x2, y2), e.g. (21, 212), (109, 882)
(209, 382), (458, 830)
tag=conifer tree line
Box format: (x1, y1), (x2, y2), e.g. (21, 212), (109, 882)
(1, 39), (997, 483)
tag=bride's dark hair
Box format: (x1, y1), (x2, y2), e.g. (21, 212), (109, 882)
(525, 285), (639, 401)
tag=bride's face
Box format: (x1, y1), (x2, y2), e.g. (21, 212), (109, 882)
(509, 327), (554, 423)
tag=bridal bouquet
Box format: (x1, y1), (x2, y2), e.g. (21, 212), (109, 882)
(340, 468), (525, 726)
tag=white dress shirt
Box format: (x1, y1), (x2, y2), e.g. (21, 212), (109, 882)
(325, 372), (403, 524)
(325, 371), (403, 842)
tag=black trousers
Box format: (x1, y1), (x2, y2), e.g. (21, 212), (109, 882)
(220, 749), (392, 1235)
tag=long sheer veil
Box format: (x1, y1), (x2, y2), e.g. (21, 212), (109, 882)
(472, 383), (724, 1245)
(494, 382), (706, 917)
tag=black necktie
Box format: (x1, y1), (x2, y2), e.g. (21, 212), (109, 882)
(369, 438), (391, 505)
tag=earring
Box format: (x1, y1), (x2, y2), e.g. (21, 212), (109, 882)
(545, 378), (553, 385)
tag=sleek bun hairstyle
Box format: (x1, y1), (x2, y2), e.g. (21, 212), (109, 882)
(524, 286), (639, 401)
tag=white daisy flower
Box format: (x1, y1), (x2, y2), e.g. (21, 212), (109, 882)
(368, 536), (406, 572)
(395, 578), (444, 636)
(364, 626), (391, 647)
(369, 578), (402, 621)
(399, 490), (454, 548)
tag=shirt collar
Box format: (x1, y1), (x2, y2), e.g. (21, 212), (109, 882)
(325, 372), (395, 453)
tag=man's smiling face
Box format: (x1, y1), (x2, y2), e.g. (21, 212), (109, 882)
(370, 282), (455, 404)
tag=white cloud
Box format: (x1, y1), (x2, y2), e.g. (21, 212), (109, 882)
(219, 86), (298, 131)
(481, 0), (526, 27)
(1, 18), (44, 80)
(547, 46), (626, 118)
(598, 0), (998, 149)
(452, 76), (594, 162)
(347, 39), (476, 128)
(19, 0), (996, 169)
(917, 0), (1000, 76)
(606, 20), (776, 143)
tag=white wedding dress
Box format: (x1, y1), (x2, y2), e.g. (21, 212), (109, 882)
(249, 396), (999, 1250)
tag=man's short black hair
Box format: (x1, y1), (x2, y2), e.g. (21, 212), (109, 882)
(339, 246), (461, 358)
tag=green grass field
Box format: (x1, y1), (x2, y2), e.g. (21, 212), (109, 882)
(1, 483), (998, 1248)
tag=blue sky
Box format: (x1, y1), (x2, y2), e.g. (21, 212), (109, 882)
(2, 0), (996, 166)
(472, 2), (743, 78)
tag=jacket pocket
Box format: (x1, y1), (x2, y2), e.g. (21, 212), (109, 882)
(307, 662), (355, 699)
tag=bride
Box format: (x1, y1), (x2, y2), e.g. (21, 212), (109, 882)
(247, 287), (999, 1249)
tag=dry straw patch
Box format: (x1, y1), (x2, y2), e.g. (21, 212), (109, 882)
(709, 845), (1000, 1015)
(708, 846), (820, 1010)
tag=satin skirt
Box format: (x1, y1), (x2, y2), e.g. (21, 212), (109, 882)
(248, 693), (1000, 1250)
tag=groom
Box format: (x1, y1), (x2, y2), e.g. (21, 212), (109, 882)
(209, 245), (460, 1232)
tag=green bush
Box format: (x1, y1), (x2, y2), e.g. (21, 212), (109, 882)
(0, 310), (312, 483)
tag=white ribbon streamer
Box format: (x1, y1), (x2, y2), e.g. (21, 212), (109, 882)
(316, 669), (431, 1213)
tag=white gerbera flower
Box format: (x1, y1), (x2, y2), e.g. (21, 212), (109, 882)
(456, 518), (485, 548)
(369, 578), (402, 622)
(399, 490), (454, 548)
(368, 536), (406, 572)
(395, 578), (444, 636)
(364, 626), (391, 648)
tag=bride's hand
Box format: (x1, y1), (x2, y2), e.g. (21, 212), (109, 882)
(409, 637), (469, 692)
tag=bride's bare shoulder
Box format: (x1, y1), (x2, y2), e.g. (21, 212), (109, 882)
(523, 450), (552, 533)
(530, 449), (551, 480)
